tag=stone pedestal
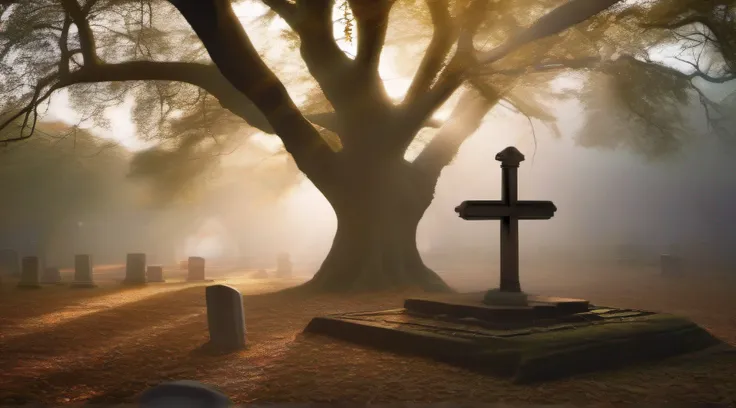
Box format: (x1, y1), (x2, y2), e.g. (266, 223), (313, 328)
(42, 267), (62, 284)
(71, 254), (97, 288)
(17, 256), (42, 289)
(147, 266), (165, 283)
(205, 284), (246, 351)
(124, 253), (147, 284)
(305, 292), (720, 382)
(187, 257), (205, 281)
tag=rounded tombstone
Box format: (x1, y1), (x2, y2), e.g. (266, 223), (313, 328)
(138, 380), (231, 408)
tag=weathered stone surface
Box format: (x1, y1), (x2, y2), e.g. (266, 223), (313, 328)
(188, 256), (206, 281)
(205, 284), (246, 351)
(305, 301), (722, 383)
(17, 256), (42, 289)
(0, 249), (20, 277)
(71, 254), (97, 288)
(124, 253), (147, 284)
(138, 380), (231, 408)
(42, 266), (62, 284)
(147, 266), (165, 283)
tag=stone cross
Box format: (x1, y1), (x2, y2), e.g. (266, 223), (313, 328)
(455, 146), (557, 293)
(188, 256), (206, 281)
(125, 253), (147, 284)
(72, 254), (97, 288)
(205, 284), (246, 351)
(147, 266), (165, 283)
(18, 256), (42, 289)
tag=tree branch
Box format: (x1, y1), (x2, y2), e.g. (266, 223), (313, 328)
(399, 0), (488, 144)
(477, 0), (622, 65)
(59, 0), (99, 65)
(403, 0), (455, 106)
(351, 0), (392, 73)
(413, 88), (496, 183)
(166, 0), (335, 183)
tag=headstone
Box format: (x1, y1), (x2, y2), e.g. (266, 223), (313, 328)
(42, 266), (62, 284)
(0, 249), (20, 277)
(147, 265), (165, 283)
(205, 284), (246, 351)
(275, 253), (292, 278)
(454, 146), (557, 304)
(187, 256), (205, 281)
(661, 254), (684, 276)
(17, 256), (42, 289)
(124, 253), (147, 284)
(138, 380), (231, 408)
(72, 254), (97, 288)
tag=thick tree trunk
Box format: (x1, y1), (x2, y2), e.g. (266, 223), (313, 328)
(301, 159), (450, 292)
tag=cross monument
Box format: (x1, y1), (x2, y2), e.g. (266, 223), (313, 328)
(455, 146), (556, 298)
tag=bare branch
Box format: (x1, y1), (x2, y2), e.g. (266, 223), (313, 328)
(477, 0), (622, 66)
(403, 0), (455, 106)
(413, 88), (496, 182)
(351, 0), (392, 73)
(166, 0), (335, 183)
(260, 0), (299, 29)
(59, 0), (99, 65)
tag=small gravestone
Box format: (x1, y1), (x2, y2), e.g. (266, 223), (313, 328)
(252, 269), (269, 279)
(42, 266), (62, 284)
(124, 253), (147, 284)
(0, 249), (20, 277)
(661, 254), (684, 276)
(205, 284), (246, 351)
(71, 254), (97, 288)
(17, 256), (42, 289)
(275, 253), (292, 278)
(187, 256), (206, 281)
(138, 380), (231, 408)
(147, 266), (165, 283)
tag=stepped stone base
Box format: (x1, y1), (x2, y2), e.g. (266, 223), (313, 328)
(305, 292), (722, 383)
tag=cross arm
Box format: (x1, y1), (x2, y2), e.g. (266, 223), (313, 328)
(455, 201), (557, 220)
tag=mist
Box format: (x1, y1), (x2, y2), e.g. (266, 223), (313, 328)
(2, 92), (735, 282)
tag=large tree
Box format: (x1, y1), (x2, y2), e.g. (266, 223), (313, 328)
(1, 0), (734, 291)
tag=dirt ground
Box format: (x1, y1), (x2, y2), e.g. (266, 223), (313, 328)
(0, 263), (735, 406)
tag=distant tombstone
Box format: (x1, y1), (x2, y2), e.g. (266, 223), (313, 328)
(138, 380), (231, 408)
(147, 266), (165, 283)
(0, 249), (20, 277)
(205, 284), (246, 351)
(275, 253), (292, 278)
(661, 254), (684, 276)
(42, 267), (62, 284)
(71, 254), (97, 288)
(17, 256), (42, 289)
(187, 256), (205, 281)
(252, 269), (269, 279)
(124, 253), (147, 284)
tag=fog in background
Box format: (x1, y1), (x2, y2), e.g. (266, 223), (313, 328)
(2, 87), (735, 279)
